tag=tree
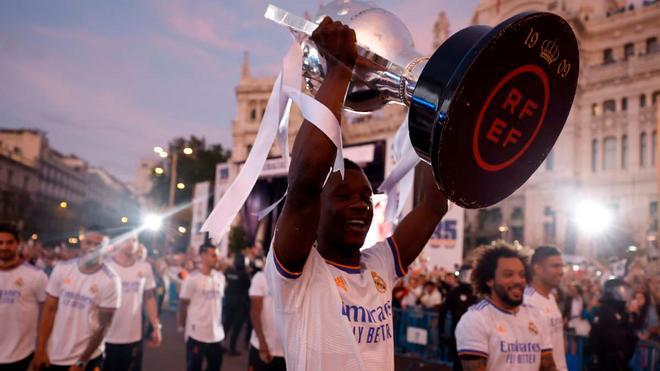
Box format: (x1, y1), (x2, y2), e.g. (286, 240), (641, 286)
(228, 224), (247, 254)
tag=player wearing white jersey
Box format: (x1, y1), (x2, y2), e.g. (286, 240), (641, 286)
(524, 246), (567, 371)
(0, 224), (48, 371)
(36, 227), (121, 371)
(265, 17), (448, 371)
(456, 245), (557, 371)
(248, 270), (285, 371)
(178, 243), (226, 371)
(104, 236), (162, 371)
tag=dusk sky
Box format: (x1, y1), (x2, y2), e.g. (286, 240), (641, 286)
(0, 0), (479, 182)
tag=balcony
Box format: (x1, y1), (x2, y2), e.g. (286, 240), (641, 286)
(639, 105), (658, 128)
(590, 111), (629, 131)
(585, 51), (660, 85)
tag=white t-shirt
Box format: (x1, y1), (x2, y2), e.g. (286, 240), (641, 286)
(523, 287), (567, 371)
(179, 270), (225, 343)
(46, 259), (121, 366)
(105, 259), (156, 344)
(456, 298), (553, 371)
(0, 263), (48, 363)
(266, 237), (406, 371)
(249, 271), (284, 357)
(420, 289), (443, 308)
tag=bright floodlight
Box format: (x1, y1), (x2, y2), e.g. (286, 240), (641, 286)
(143, 214), (162, 231)
(159, 151), (168, 158)
(153, 146), (164, 153)
(183, 147), (193, 155)
(575, 200), (612, 235)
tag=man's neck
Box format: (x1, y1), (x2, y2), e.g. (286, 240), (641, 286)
(199, 265), (212, 276)
(489, 293), (520, 314)
(78, 256), (103, 274)
(316, 240), (361, 267)
(531, 279), (552, 298)
(0, 257), (22, 270)
(113, 252), (136, 267)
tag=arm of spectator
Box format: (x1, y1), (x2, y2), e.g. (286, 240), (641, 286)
(35, 294), (58, 368)
(250, 296), (272, 363)
(144, 289), (162, 347)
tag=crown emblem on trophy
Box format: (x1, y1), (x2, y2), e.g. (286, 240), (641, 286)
(540, 39), (560, 65)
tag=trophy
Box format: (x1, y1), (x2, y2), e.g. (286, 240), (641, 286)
(265, 0), (579, 209)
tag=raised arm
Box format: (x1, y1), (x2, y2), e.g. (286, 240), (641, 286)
(272, 17), (357, 273)
(392, 162), (448, 268)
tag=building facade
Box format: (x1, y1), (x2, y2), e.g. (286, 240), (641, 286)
(226, 1), (659, 257)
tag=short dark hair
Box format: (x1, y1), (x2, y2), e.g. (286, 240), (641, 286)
(343, 158), (363, 172)
(0, 223), (20, 242)
(531, 246), (561, 266)
(199, 242), (216, 255)
(471, 245), (528, 295)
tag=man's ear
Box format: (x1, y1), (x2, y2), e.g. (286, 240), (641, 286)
(486, 279), (494, 289)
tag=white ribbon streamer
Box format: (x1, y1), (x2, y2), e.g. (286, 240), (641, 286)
(202, 40), (344, 242)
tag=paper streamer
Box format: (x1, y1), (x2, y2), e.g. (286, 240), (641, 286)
(201, 40), (344, 242)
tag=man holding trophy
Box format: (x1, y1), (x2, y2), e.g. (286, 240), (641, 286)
(264, 17), (449, 371)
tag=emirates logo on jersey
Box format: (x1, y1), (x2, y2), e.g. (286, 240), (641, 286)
(15, 277), (24, 287)
(371, 271), (387, 293)
(335, 276), (348, 292)
(528, 321), (539, 335)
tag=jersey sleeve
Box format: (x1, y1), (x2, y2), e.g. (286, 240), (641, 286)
(144, 263), (156, 291)
(179, 275), (195, 300)
(34, 270), (48, 302)
(455, 310), (490, 359)
(249, 272), (267, 297)
(99, 276), (121, 309)
(45, 263), (64, 298)
(265, 247), (318, 312)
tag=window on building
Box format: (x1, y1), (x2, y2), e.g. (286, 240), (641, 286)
(219, 167), (229, 179)
(511, 207), (524, 220)
(621, 135), (628, 169)
(591, 103), (600, 116)
(647, 37), (658, 54)
(545, 149), (554, 171)
(591, 139), (598, 172)
(603, 136), (617, 170)
(621, 97), (628, 111)
(511, 226), (524, 242)
(543, 206), (556, 243)
(603, 99), (616, 112)
(651, 201), (658, 232)
(624, 43), (635, 59)
(603, 48), (615, 64)
(653, 130), (657, 166)
(249, 109), (256, 121)
(640, 93), (647, 107)
(653, 91), (660, 105)
(640, 132), (648, 167)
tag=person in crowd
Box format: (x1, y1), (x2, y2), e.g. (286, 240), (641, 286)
(0, 223), (48, 371)
(439, 264), (477, 371)
(419, 281), (442, 310)
(104, 235), (162, 371)
(455, 245), (557, 370)
(35, 226), (121, 371)
(223, 251), (251, 356)
(589, 277), (638, 371)
(178, 242), (225, 371)
(401, 275), (423, 308)
(524, 246), (567, 371)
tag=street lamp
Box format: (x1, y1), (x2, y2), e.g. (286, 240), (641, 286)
(183, 147), (193, 155)
(31, 234), (38, 240)
(178, 226), (187, 233)
(176, 182), (185, 190)
(143, 214), (163, 231)
(154, 167), (164, 175)
(59, 201), (68, 209)
(153, 146), (164, 154)
(159, 151), (168, 158)
(120, 216), (129, 224)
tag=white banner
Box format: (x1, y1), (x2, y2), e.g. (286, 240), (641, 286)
(420, 203), (464, 271)
(190, 181), (211, 251)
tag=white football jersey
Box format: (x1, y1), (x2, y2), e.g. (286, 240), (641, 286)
(249, 271), (284, 357)
(524, 286), (567, 371)
(456, 298), (553, 371)
(266, 237), (406, 371)
(179, 270), (225, 343)
(46, 259), (121, 366)
(105, 259), (156, 344)
(0, 263), (48, 363)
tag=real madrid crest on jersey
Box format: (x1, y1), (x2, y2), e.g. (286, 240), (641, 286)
(15, 277), (24, 287)
(528, 321), (539, 335)
(335, 276), (348, 292)
(371, 271), (387, 293)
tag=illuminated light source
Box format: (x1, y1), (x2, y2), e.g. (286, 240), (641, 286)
(159, 151), (168, 158)
(154, 167), (164, 175)
(575, 200), (612, 235)
(628, 245), (638, 252)
(31, 234), (38, 240)
(178, 226), (187, 233)
(596, 270), (602, 276)
(153, 146), (164, 153)
(143, 214), (163, 231)
(498, 225), (509, 233)
(120, 216), (129, 224)
(59, 201), (68, 209)
(68, 237), (79, 244)
(176, 182), (185, 190)
(183, 147), (193, 155)
(572, 264), (580, 272)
